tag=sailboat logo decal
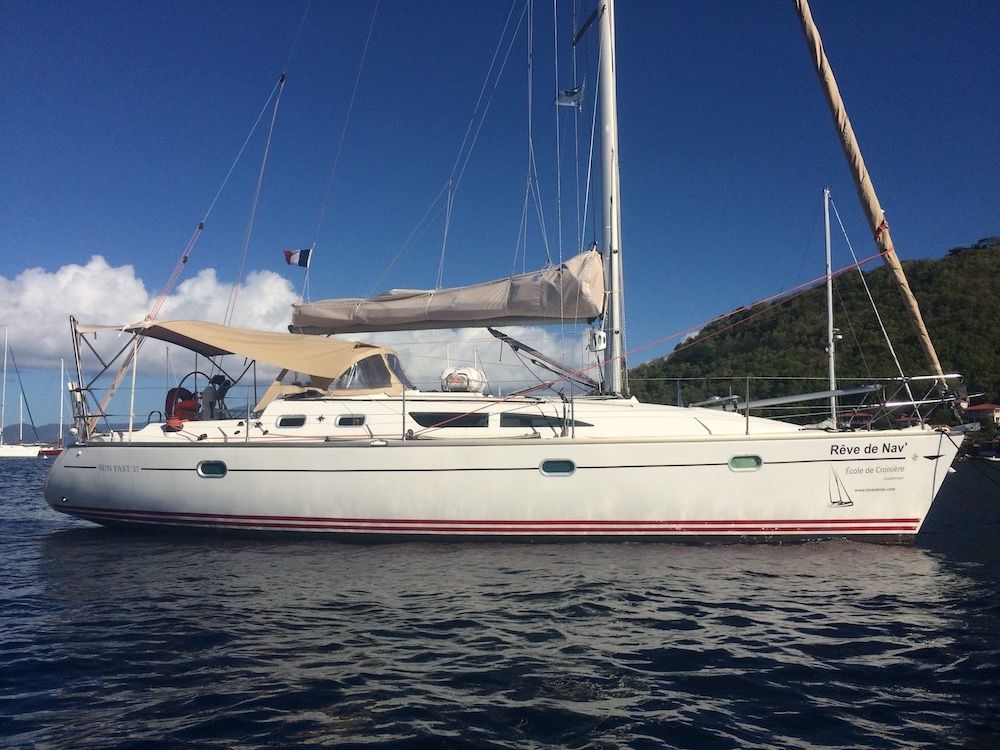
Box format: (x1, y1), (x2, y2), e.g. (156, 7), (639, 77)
(828, 468), (854, 507)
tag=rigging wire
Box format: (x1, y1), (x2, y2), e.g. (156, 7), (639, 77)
(91, 74), (292, 428)
(528, 141), (552, 264)
(437, 0), (528, 288)
(603, 251), (884, 383)
(89, 4), (311, 426)
(830, 197), (916, 406)
(522, 0), (552, 268)
(225, 73), (288, 325)
(832, 271), (875, 379)
(553, 0), (564, 270)
(525, 0), (535, 273)
(512, 4), (535, 278)
(369, 183), (451, 295)
(553, 0), (568, 365)
(6, 345), (40, 443)
(310, 0), (381, 298)
(554, 0), (591, 370)
(518, 1), (535, 276)
(148, 75), (286, 322)
(580, 42), (600, 253)
(783, 198), (823, 297)
(571, 0), (585, 255)
(223, 0), (313, 320)
(281, 0), (316, 305)
(947, 431), (1000, 490)
(515, 189), (531, 274)
(282, 0), (312, 73)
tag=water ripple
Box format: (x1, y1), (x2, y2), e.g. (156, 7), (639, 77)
(0, 460), (998, 748)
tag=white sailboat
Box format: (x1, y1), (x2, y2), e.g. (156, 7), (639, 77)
(0, 328), (43, 459)
(44, 0), (965, 539)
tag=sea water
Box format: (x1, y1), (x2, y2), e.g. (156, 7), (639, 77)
(1, 457), (998, 749)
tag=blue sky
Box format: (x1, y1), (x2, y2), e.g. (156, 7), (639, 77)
(2, 0), (998, 426)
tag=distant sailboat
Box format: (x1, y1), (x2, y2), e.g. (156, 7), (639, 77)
(0, 328), (42, 458)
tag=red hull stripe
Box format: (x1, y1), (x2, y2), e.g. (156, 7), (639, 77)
(64, 505), (919, 525)
(64, 506), (919, 534)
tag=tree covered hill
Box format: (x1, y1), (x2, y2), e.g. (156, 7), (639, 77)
(630, 239), (1000, 409)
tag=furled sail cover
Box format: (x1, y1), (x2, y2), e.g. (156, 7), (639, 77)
(290, 249), (605, 335)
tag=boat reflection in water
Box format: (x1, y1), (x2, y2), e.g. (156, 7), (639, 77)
(32, 520), (993, 747)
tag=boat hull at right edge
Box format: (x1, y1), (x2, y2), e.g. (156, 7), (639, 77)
(44, 428), (958, 541)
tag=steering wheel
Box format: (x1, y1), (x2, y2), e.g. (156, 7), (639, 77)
(177, 371), (214, 392)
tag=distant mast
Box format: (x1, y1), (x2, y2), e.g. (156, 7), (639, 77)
(1, 328), (7, 446)
(598, 0), (628, 396)
(794, 0), (945, 383)
(59, 358), (65, 448)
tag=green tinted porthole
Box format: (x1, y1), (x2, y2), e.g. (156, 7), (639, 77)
(728, 455), (762, 471)
(540, 459), (576, 476)
(197, 460), (228, 478)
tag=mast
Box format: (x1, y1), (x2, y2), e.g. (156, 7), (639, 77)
(824, 187), (837, 422)
(597, 0), (627, 396)
(795, 0), (945, 383)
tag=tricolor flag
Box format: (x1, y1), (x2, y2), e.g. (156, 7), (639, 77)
(283, 248), (312, 268)
(555, 82), (585, 108)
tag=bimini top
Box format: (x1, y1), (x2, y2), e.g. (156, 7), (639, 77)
(290, 249), (605, 335)
(106, 319), (390, 381)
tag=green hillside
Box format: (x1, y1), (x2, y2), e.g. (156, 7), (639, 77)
(629, 239), (1000, 420)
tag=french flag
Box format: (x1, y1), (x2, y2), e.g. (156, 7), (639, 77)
(283, 248), (312, 268)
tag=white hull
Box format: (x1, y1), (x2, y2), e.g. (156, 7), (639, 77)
(45, 426), (958, 540)
(0, 443), (42, 458)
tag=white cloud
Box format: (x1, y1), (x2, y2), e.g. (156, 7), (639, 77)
(0, 256), (144, 368)
(159, 268), (298, 330)
(0, 256), (298, 371)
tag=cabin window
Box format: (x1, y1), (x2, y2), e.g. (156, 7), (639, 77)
(386, 354), (415, 389)
(277, 415), (307, 428)
(337, 415), (366, 427)
(409, 412), (489, 428)
(499, 413), (593, 428)
(728, 455), (762, 471)
(332, 355), (392, 391)
(540, 459), (576, 476)
(197, 460), (228, 478)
